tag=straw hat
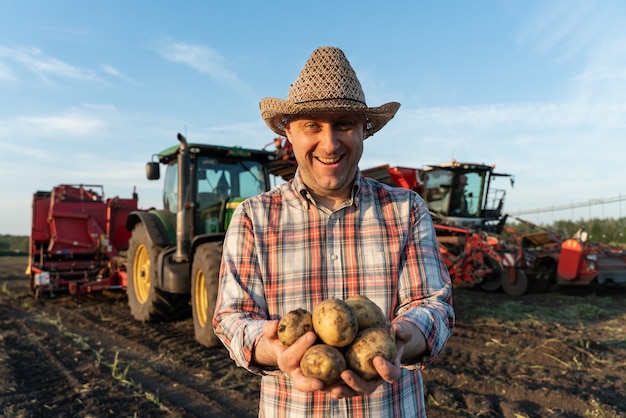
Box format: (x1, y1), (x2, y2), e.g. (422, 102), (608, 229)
(260, 46), (400, 139)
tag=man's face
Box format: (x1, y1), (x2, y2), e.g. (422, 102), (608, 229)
(285, 112), (365, 201)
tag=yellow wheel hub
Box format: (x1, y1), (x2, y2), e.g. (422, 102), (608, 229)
(194, 270), (207, 326)
(133, 244), (151, 304)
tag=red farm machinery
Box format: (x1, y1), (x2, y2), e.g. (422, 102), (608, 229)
(362, 161), (515, 293)
(362, 161), (626, 297)
(494, 219), (626, 296)
(28, 184), (139, 298)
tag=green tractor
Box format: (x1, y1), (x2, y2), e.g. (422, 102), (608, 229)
(125, 133), (294, 347)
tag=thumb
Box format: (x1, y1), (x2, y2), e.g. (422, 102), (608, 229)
(393, 321), (412, 342)
(263, 319), (279, 338)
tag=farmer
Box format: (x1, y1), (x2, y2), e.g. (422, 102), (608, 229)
(451, 173), (469, 215)
(213, 46), (454, 417)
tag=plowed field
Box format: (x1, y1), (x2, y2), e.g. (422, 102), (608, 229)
(1, 256), (624, 417)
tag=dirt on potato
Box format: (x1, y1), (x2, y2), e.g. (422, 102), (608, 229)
(1, 256), (625, 417)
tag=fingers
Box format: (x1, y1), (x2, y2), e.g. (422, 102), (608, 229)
(291, 368), (325, 393)
(372, 355), (401, 383)
(276, 331), (321, 392)
(340, 369), (380, 395)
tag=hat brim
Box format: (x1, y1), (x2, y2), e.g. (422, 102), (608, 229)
(260, 98), (400, 139)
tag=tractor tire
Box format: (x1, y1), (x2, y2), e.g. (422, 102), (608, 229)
(191, 242), (223, 348)
(502, 269), (529, 298)
(479, 255), (503, 292)
(127, 222), (188, 322)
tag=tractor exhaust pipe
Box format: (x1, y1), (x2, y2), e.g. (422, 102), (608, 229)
(174, 133), (190, 262)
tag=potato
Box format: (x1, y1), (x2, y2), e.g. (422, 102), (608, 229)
(312, 298), (358, 348)
(278, 308), (313, 346)
(345, 295), (386, 330)
(300, 344), (346, 385)
(345, 325), (397, 380)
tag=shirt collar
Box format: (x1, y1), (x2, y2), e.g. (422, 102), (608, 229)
(292, 168), (362, 209)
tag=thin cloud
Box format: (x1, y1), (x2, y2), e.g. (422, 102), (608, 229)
(101, 64), (136, 84)
(0, 45), (101, 83)
(518, 1), (626, 112)
(13, 113), (104, 137)
(155, 39), (248, 89)
(517, 1), (599, 61)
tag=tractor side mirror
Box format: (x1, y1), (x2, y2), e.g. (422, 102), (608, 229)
(146, 162), (160, 180)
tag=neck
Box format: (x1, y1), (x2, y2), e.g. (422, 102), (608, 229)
(312, 193), (346, 211)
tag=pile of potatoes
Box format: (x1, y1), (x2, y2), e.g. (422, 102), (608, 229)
(277, 295), (397, 384)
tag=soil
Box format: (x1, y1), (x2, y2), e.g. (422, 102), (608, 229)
(1, 256), (624, 418)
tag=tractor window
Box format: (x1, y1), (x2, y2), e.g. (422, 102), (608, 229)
(198, 166), (231, 197)
(462, 172), (483, 217)
(237, 161), (266, 197)
(195, 157), (268, 234)
(424, 170), (453, 213)
(163, 163), (178, 213)
(196, 157), (267, 201)
(450, 172), (482, 217)
(424, 169), (485, 218)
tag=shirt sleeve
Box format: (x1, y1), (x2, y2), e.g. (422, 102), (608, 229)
(212, 203), (272, 375)
(393, 196), (455, 368)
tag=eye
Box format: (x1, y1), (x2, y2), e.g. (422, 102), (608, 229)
(335, 119), (359, 131)
(304, 121), (320, 130)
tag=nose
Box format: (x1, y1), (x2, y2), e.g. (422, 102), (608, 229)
(317, 124), (340, 153)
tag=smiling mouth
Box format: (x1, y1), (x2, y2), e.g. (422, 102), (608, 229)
(316, 156), (342, 164)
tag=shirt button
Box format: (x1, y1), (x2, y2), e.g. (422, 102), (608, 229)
(331, 254), (338, 260)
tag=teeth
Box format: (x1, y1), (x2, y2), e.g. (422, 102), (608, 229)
(317, 157), (339, 164)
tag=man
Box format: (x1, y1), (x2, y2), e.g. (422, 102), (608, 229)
(213, 46), (454, 417)
(451, 174), (469, 215)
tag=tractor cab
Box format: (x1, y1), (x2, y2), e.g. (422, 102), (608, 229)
(423, 161), (514, 231)
(146, 139), (275, 239)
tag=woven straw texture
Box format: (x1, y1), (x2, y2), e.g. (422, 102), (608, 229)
(260, 46), (400, 138)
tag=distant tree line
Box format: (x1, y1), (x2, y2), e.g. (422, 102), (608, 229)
(506, 216), (626, 246)
(0, 235), (29, 255)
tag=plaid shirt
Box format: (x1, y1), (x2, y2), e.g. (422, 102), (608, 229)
(213, 170), (454, 418)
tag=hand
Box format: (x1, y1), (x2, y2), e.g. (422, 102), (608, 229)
(326, 320), (426, 399)
(325, 354), (401, 399)
(255, 321), (323, 393)
(392, 320), (427, 362)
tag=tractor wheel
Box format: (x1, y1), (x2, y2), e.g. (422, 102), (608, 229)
(191, 241), (223, 347)
(502, 269), (529, 298)
(127, 223), (187, 322)
(479, 255), (502, 292)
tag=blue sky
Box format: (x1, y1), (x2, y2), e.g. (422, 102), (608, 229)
(2, 1), (626, 235)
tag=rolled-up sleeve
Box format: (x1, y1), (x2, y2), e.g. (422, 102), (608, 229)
(212, 204), (269, 375)
(394, 198), (455, 368)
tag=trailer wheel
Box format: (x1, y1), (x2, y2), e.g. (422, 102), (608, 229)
(127, 222), (179, 321)
(502, 269), (529, 298)
(191, 242), (222, 348)
(479, 255), (502, 292)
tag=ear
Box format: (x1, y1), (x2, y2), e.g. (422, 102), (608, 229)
(284, 124), (294, 144)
